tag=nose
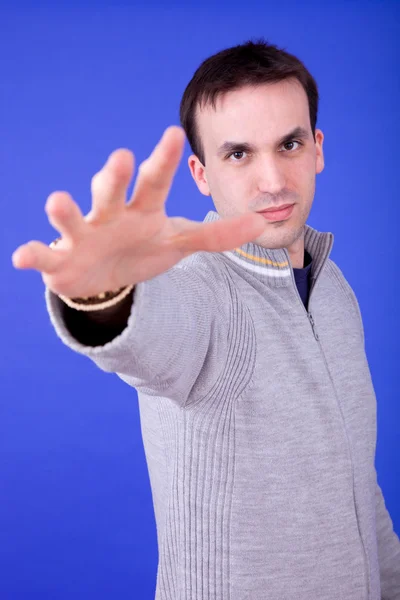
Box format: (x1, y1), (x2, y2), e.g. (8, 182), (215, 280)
(256, 156), (286, 195)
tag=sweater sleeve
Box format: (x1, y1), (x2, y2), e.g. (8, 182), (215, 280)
(44, 262), (230, 406)
(375, 476), (400, 599)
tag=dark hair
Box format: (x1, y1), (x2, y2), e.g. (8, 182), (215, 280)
(179, 38), (319, 165)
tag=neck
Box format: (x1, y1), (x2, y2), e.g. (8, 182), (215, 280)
(287, 236), (305, 268)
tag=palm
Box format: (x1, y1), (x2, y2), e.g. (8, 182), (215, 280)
(12, 126), (265, 298)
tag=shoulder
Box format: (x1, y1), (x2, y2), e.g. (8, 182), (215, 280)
(324, 258), (365, 338)
(173, 249), (231, 282)
(168, 251), (239, 308)
(324, 258), (356, 299)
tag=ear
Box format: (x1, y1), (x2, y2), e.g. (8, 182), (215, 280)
(315, 129), (325, 174)
(188, 155), (211, 196)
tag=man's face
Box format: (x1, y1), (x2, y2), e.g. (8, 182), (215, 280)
(188, 79), (324, 252)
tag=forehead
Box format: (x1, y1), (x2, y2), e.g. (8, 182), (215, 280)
(196, 79), (310, 147)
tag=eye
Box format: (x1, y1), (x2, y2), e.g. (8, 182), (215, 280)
(280, 140), (302, 152)
(228, 150), (247, 161)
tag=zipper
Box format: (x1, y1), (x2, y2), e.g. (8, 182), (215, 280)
(282, 247), (371, 598)
(308, 312), (319, 341)
(283, 247), (320, 341)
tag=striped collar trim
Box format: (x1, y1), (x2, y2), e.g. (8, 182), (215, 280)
(222, 248), (292, 279)
(203, 210), (334, 286)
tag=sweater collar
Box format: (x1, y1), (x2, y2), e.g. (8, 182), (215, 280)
(203, 210), (334, 289)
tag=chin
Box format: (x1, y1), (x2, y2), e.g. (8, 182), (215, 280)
(255, 222), (305, 250)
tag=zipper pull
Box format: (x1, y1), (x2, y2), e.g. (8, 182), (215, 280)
(308, 312), (320, 341)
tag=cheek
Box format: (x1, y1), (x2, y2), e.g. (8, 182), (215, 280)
(207, 167), (252, 215)
(304, 166), (317, 195)
(209, 165), (250, 195)
(290, 160), (315, 194)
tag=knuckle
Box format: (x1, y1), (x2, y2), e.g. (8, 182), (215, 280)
(138, 163), (167, 192)
(91, 167), (119, 197)
(138, 160), (150, 176)
(90, 171), (101, 190)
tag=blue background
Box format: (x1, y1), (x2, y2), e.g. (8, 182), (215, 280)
(1, 1), (399, 598)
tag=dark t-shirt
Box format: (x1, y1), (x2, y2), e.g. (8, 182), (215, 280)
(293, 249), (313, 309)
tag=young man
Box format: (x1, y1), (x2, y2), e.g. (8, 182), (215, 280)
(12, 40), (400, 599)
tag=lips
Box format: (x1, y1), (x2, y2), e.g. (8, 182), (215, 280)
(258, 204), (295, 222)
(258, 203), (294, 213)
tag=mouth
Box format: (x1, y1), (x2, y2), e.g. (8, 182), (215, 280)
(257, 203), (295, 222)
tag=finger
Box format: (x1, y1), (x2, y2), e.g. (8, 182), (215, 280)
(12, 240), (67, 274)
(128, 126), (185, 213)
(45, 191), (86, 243)
(88, 149), (134, 223)
(171, 213), (266, 254)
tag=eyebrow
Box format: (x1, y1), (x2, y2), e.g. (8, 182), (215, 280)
(216, 126), (311, 157)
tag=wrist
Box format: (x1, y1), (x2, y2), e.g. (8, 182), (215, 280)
(58, 284), (135, 312)
(49, 236), (134, 312)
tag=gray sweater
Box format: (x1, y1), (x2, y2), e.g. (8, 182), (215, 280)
(45, 210), (400, 600)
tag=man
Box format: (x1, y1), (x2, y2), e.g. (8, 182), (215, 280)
(12, 39), (400, 599)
